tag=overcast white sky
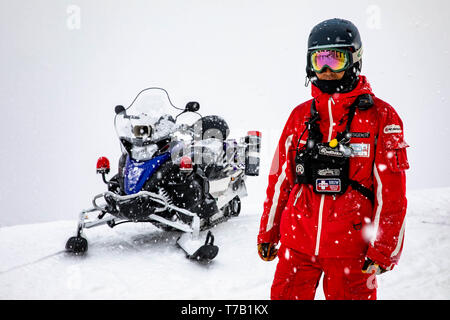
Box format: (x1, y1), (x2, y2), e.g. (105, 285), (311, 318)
(1, 0), (449, 226)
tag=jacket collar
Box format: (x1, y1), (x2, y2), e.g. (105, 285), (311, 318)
(311, 75), (373, 108)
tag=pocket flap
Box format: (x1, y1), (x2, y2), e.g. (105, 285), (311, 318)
(385, 139), (410, 172)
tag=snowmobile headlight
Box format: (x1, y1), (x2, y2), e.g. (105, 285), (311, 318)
(133, 125), (153, 139)
(131, 144), (158, 161)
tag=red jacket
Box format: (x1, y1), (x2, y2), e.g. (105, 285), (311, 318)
(258, 76), (409, 270)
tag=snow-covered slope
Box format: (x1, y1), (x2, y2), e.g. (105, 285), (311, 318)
(0, 188), (449, 300)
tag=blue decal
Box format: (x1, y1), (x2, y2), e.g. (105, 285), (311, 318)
(316, 178), (342, 193)
(123, 153), (170, 195)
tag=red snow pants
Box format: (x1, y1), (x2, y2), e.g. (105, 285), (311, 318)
(271, 246), (377, 300)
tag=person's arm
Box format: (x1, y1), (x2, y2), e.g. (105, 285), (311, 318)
(366, 103), (410, 271)
(257, 109), (299, 248)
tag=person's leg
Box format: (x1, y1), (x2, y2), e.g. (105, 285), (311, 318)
(271, 246), (323, 300)
(321, 256), (377, 300)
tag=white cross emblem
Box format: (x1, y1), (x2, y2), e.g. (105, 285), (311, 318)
(318, 180), (328, 190)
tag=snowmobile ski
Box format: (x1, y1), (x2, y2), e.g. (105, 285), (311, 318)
(177, 231), (219, 262)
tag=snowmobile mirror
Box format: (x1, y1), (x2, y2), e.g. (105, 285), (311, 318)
(185, 101), (200, 112)
(115, 105), (126, 115)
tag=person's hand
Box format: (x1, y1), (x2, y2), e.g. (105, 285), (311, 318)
(257, 243), (278, 261)
(362, 258), (387, 275)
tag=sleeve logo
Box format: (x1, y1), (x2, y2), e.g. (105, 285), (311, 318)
(383, 124), (402, 134)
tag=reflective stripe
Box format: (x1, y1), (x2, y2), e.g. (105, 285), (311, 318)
(266, 134), (293, 231)
(314, 194), (325, 255)
(314, 96), (336, 256)
(314, 97), (335, 255)
(391, 218), (406, 257)
(372, 164), (383, 245)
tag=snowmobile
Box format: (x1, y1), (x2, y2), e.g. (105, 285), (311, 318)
(65, 87), (261, 261)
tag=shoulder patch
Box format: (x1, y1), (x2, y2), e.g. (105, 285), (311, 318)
(383, 124), (402, 134)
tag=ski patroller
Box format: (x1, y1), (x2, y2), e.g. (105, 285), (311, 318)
(66, 87), (261, 261)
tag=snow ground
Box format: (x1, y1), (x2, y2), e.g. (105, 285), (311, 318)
(0, 187), (449, 300)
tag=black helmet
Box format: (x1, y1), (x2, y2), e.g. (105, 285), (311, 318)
(306, 18), (363, 93)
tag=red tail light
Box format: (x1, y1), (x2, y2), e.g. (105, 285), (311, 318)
(247, 130), (261, 137)
(96, 157), (110, 174)
(179, 156), (193, 173)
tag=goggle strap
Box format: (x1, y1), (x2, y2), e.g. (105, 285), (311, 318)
(352, 46), (363, 64)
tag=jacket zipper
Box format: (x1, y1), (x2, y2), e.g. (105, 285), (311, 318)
(314, 96), (335, 256)
(327, 96), (335, 141)
(293, 185), (303, 206)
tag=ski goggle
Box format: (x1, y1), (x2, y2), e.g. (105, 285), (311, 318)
(310, 48), (352, 73)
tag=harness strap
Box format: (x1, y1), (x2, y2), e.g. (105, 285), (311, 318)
(349, 179), (375, 204)
(342, 96), (375, 204)
(300, 94), (375, 204)
(344, 95), (375, 204)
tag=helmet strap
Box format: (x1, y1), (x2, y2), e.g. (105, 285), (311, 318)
(304, 76), (311, 87)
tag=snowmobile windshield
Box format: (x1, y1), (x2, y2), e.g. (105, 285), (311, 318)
(114, 88), (181, 160)
(115, 88), (180, 142)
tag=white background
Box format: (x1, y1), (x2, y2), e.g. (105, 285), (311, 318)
(1, 0), (449, 226)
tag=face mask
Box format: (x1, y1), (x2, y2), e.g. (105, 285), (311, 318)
(312, 67), (359, 94)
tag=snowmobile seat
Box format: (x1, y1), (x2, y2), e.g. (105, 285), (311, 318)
(192, 115), (230, 141)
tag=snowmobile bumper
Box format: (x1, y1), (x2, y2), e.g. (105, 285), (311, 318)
(93, 191), (201, 235)
(66, 190), (203, 255)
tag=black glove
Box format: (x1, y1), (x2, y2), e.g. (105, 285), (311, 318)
(257, 243), (278, 261)
(362, 258), (387, 275)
